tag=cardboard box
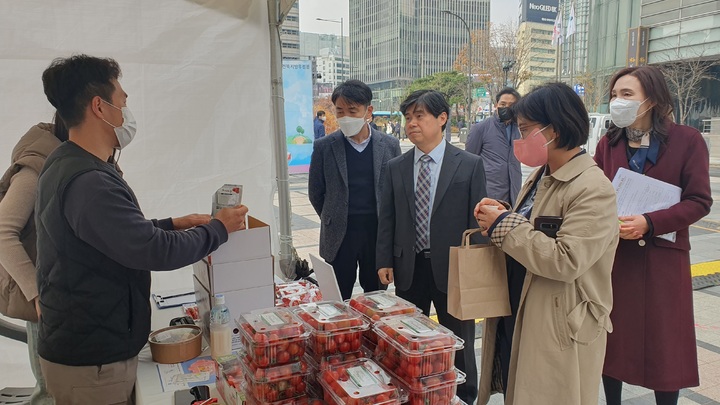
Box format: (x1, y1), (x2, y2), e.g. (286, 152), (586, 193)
(208, 216), (271, 264)
(193, 257), (273, 294)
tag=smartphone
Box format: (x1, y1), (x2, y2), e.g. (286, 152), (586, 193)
(534, 216), (563, 238)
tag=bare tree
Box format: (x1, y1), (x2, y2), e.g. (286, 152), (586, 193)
(452, 22), (533, 103)
(576, 71), (610, 113)
(659, 57), (719, 125)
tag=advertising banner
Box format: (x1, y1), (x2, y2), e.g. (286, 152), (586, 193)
(283, 60), (314, 174)
(522, 0), (560, 25)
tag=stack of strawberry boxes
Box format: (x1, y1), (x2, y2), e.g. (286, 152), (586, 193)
(347, 291), (420, 353)
(373, 313), (468, 405)
(218, 307), (315, 404)
(294, 301), (375, 400)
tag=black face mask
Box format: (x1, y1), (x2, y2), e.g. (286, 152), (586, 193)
(497, 107), (515, 122)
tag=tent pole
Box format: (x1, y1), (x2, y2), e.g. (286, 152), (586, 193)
(268, 0), (294, 279)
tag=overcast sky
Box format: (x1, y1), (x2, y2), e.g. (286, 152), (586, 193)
(299, 0), (518, 35)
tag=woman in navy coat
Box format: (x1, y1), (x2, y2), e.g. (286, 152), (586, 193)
(594, 66), (712, 405)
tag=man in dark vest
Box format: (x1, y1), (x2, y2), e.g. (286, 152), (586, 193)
(35, 55), (248, 404)
(308, 80), (401, 300)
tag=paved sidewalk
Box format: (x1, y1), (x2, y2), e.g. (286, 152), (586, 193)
(278, 137), (720, 404)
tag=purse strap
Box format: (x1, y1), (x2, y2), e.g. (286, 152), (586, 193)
(462, 228), (484, 247)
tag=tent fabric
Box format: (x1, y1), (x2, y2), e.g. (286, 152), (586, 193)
(0, 0), (277, 285)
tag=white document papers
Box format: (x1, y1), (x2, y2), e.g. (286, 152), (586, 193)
(611, 167), (681, 242)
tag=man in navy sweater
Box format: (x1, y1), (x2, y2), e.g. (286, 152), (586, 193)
(308, 80), (401, 299)
(35, 55), (248, 404)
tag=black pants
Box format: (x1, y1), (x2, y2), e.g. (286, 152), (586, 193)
(396, 252), (478, 405)
(330, 214), (384, 300)
(602, 375), (679, 405)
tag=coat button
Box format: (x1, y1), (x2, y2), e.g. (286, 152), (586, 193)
(638, 240), (646, 247)
(543, 179), (552, 187)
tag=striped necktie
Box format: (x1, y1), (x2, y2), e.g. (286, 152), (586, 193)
(415, 154), (433, 252)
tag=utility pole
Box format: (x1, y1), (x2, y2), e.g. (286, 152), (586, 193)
(442, 10), (473, 126)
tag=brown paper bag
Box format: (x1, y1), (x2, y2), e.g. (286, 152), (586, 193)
(448, 229), (511, 320)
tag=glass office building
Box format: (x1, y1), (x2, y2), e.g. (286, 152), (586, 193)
(350, 0), (490, 111)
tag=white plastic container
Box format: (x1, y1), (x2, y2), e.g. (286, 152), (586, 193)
(210, 294), (232, 359)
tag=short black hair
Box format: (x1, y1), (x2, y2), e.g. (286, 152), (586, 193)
(512, 82), (588, 150)
(331, 79), (373, 106)
(496, 87), (521, 103)
(316, 110), (325, 118)
(42, 54), (121, 128)
(400, 90), (450, 130)
(52, 111), (69, 142)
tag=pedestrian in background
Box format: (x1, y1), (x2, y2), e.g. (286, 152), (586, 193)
(309, 80), (401, 300)
(313, 110), (326, 139)
(596, 65), (712, 405)
(476, 82), (618, 405)
(0, 117), (66, 405)
(465, 87), (523, 207)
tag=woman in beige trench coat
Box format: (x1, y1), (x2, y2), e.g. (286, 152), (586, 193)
(475, 83), (620, 404)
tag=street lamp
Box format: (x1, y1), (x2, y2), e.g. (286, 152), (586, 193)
(316, 18), (345, 82)
(502, 60), (515, 88)
(442, 10), (472, 127)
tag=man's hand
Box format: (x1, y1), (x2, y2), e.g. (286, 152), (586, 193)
(34, 297), (41, 320)
(474, 198), (508, 236)
(378, 268), (394, 285)
(172, 214), (212, 230)
(214, 205), (249, 233)
(619, 215), (648, 240)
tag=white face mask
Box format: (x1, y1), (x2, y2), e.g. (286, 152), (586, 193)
(609, 97), (648, 128)
(101, 100), (137, 149)
(337, 109), (368, 137)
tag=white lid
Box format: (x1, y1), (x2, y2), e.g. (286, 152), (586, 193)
(214, 294), (225, 305)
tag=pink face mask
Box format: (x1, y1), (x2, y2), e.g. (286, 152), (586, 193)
(513, 125), (554, 167)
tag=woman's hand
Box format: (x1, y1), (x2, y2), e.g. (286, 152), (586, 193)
(618, 215), (649, 240)
(474, 198), (508, 236)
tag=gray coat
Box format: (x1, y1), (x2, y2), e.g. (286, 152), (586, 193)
(376, 143), (487, 293)
(308, 129), (401, 262)
(465, 116), (522, 206)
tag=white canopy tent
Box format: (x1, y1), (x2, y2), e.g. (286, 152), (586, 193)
(0, 0), (299, 285)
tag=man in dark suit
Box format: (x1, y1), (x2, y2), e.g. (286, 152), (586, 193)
(377, 90), (487, 404)
(309, 80), (401, 300)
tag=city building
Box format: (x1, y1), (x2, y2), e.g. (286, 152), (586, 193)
(300, 32), (349, 60)
(587, 0), (719, 122)
(350, 0), (490, 112)
(281, 2), (300, 59)
(315, 47), (350, 89)
(516, 0), (559, 95)
(556, 0), (591, 85)
(300, 32), (350, 91)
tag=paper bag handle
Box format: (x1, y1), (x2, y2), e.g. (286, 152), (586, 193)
(461, 228), (485, 247)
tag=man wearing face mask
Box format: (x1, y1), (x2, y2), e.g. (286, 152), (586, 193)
(34, 55), (249, 404)
(465, 88), (523, 207)
(314, 110), (326, 139)
(308, 80), (401, 300)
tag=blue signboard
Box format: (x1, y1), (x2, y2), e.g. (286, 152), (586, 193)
(283, 60), (314, 174)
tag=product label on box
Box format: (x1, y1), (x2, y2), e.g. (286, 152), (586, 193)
(401, 318), (433, 334)
(367, 294), (396, 309)
(260, 312), (287, 327)
(347, 366), (376, 388)
(317, 304), (342, 318)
